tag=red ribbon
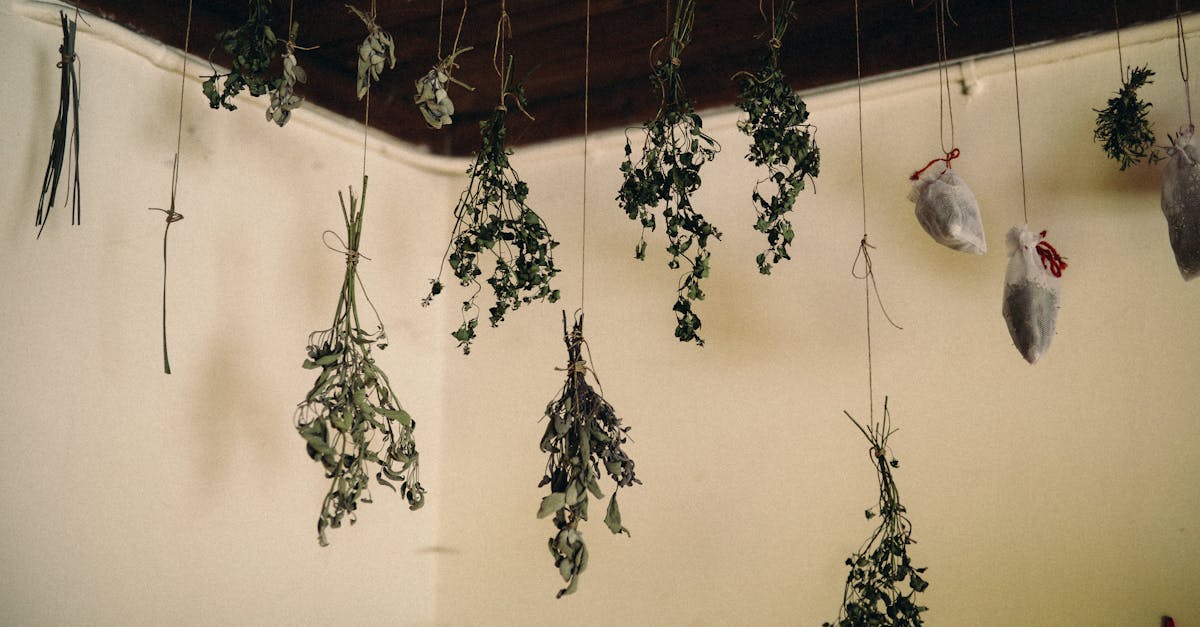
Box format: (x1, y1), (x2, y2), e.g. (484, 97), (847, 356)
(1035, 230), (1068, 278)
(909, 147), (961, 181)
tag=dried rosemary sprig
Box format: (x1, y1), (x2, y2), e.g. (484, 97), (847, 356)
(537, 312), (639, 598)
(348, 4), (395, 100)
(36, 11), (82, 238)
(296, 176), (425, 547)
(617, 0), (721, 346)
(1094, 65), (1161, 170)
(735, 0), (820, 275)
(826, 399), (929, 627)
(423, 56), (560, 355)
(202, 0), (305, 126)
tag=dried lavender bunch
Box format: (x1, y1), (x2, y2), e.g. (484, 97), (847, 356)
(296, 176), (425, 546)
(617, 0), (721, 346)
(537, 312), (640, 598)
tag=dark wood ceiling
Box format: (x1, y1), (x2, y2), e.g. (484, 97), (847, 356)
(70, 0), (1200, 156)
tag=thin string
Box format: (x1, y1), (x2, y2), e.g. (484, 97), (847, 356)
(935, 0), (955, 153)
(581, 0), (591, 313)
(150, 0), (193, 375)
(493, 0), (510, 80)
(438, 0), (445, 60)
(1008, 0), (1029, 224)
(1176, 0), (1194, 130)
(1113, 0), (1124, 80)
(853, 0), (873, 426)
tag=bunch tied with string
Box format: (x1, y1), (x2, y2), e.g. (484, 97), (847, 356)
(201, 0), (306, 126)
(735, 0), (821, 275)
(415, 0), (475, 129)
(36, 10), (83, 238)
(1093, 2), (1161, 171)
(424, 9), (560, 354)
(618, 0), (721, 345)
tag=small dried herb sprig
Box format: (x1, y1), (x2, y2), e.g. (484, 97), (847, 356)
(423, 56), (560, 354)
(348, 4), (395, 100)
(735, 0), (820, 274)
(296, 176), (425, 546)
(537, 312), (640, 598)
(618, 0), (721, 346)
(36, 11), (82, 238)
(202, 0), (305, 126)
(415, 1), (474, 129)
(1094, 65), (1162, 170)
(826, 399), (929, 627)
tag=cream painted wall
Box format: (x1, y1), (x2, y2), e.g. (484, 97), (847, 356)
(1, 1), (1198, 625)
(0, 1), (453, 624)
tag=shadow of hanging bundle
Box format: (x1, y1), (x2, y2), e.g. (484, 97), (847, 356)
(36, 11), (82, 238)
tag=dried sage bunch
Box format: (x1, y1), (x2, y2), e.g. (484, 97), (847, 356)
(423, 56), (560, 354)
(202, 0), (306, 127)
(296, 176), (425, 546)
(36, 11), (82, 238)
(826, 400), (929, 627)
(735, 0), (820, 274)
(537, 312), (640, 598)
(414, 45), (474, 129)
(348, 4), (395, 100)
(1094, 66), (1161, 170)
(617, 0), (721, 346)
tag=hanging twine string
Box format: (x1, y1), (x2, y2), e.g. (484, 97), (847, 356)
(323, 230), (372, 265)
(580, 0), (591, 313)
(1113, 0), (1125, 81)
(910, 147), (960, 180)
(1176, 0), (1194, 131)
(1008, 0), (1030, 224)
(935, 0), (956, 154)
(147, 0), (193, 375)
(1035, 231), (1068, 278)
(492, 0), (510, 80)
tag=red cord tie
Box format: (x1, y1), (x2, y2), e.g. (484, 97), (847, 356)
(910, 147), (961, 181)
(1035, 230), (1068, 278)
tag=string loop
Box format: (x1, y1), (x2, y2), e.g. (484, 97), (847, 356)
(323, 230), (372, 265)
(909, 147), (960, 181)
(1035, 231), (1068, 278)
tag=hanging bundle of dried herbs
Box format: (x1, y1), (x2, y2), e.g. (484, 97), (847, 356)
(536, 312), (639, 598)
(36, 11), (82, 238)
(826, 400), (929, 627)
(348, 4), (395, 100)
(735, 0), (820, 275)
(1094, 66), (1161, 170)
(296, 176), (425, 546)
(423, 56), (560, 354)
(202, 0), (306, 126)
(617, 0), (720, 345)
(415, 1), (474, 129)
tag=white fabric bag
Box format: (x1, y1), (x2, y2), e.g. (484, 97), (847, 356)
(1160, 126), (1200, 280)
(908, 157), (986, 255)
(1002, 225), (1065, 364)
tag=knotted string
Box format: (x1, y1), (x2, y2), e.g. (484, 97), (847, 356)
(910, 147), (960, 181)
(1035, 231), (1068, 278)
(323, 230), (372, 265)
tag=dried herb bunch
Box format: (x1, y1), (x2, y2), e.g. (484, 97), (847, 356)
(537, 312), (640, 598)
(617, 0), (721, 346)
(827, 399), (929, 627)
(414, 1), (474, 129)
(1094, 66), (1161, 170)
(735, 0), (820, 274)
(296, 176), (425, 546)
(37, 11), (82, 238)
(202, 0), (306, 126)
(423, 56), (560, 354)
(348, 4), (395, 100)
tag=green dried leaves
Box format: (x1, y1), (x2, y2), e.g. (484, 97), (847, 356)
(538, 313), (639, 598)
(415, 46), (473, 129)
(202, 0), (305, 127)
(296, 176), (425, 546)
(617, 0), (720, 346)
(1094, 65), (1161, 170)
(423, 61), (560, 354)
(348, 4), (395, 100)
(826, 400), (928, 627)
(736, 3), (819, 274)
(37, 11), (82, 238)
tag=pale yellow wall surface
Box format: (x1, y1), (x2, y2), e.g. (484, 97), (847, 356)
(1, 1), (1198, 625)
